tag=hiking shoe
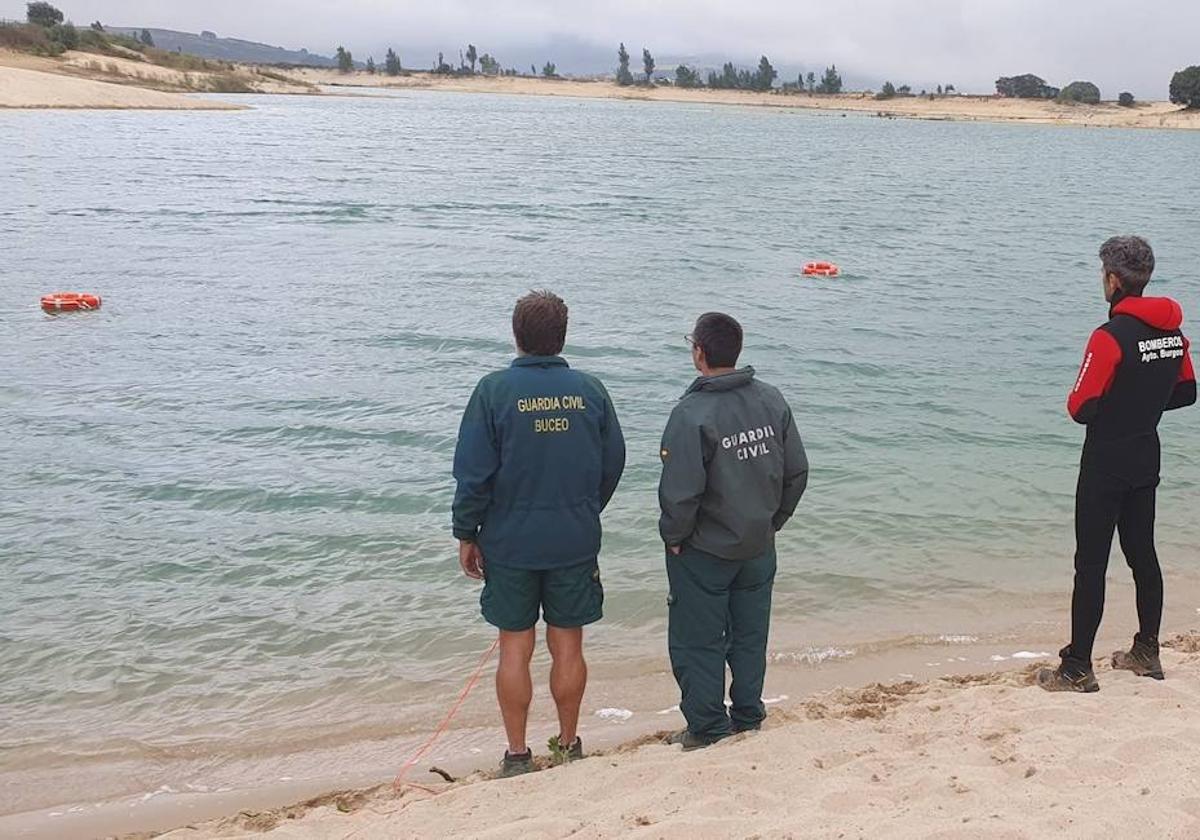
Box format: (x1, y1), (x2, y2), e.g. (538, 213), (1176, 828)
(500, 749), (534, 778)
(549, 735), (584, 766)
(1112, 644), (1165, 681)
(732, 722), (762, 734)
(1036, 666), (1100, 693)
(667, 729), (728, 751)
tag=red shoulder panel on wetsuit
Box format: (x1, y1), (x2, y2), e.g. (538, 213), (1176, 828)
(1068, 328), (1122, 424)
(1179, 337), (1195, 385)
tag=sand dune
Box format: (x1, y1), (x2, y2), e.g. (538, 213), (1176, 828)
(0, 65), (242, 110)
(154, 634), (1200, 839)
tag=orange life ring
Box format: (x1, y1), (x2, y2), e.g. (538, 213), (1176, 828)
(41, 292), (102, 312)
(803, 262), (840, 277)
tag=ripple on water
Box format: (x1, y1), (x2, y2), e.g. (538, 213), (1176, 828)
(1, 94), (1199, 786)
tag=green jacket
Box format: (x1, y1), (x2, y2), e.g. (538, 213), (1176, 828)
(452, 356), (626, 570)
(658, 367), (808, 560)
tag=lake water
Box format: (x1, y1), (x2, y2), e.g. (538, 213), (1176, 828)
(2, 90), (1199, 831)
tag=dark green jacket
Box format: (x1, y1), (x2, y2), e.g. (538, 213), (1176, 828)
(452, 356), (625, 570)
(658, 367), (808, 560)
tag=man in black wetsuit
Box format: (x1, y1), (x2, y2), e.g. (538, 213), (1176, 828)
(1039, 236), (1195, 693)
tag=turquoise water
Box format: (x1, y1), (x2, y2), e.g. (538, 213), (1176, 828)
(2, 92), (1199, 812)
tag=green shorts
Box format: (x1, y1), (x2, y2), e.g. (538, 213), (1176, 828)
(481, 559), (604, 631)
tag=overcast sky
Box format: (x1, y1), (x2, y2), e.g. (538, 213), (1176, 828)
(5, 0), (1198, 97)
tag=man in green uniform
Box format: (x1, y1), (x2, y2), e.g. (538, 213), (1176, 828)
(453, 290), (625, 776)
(659, 312), (808, 750)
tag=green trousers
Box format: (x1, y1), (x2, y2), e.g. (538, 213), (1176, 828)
(666, 543), (777, 740)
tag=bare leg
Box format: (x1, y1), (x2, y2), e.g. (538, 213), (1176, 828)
(496, 628), (536, 753)
(546, 625), (586, 744)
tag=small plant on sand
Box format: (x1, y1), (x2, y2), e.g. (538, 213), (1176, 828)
(1118, 91), (1135, 107)
(547, 734), (571, 765)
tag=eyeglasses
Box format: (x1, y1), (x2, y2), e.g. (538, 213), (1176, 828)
(684, 334), (698, 349)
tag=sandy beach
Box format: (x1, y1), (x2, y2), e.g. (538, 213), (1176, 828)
(0, 64), (243, 109)
(0, 48), (310, 109)
(137, 633), (1200, 839)
(289, 69), (1200, 131)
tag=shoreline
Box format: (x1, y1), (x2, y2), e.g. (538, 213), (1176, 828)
(2, 48), (1198, 130)
(4, 577), (1199, 839)
(106, 632), (1200, 838)
(290, 69), (1200, 131)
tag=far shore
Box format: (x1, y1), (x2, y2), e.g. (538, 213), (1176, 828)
(291, 68), (1200, 131)
(3, 47), (1198, 130)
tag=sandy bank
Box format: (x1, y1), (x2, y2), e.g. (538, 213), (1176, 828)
(0, 64), (241, 110)
(290, 69), (1200, 130)
(148, 633), (1200, 839)
(0, 47), (317, 109)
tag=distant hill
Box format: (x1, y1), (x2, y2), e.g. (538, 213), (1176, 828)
(109, 28), (337, 67)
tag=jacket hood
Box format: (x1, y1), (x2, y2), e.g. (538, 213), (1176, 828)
(685, 366), (756, 395)
(1112, 296), (1183, 330)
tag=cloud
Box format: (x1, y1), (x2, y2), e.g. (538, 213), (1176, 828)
(3, 0), (1196, 97)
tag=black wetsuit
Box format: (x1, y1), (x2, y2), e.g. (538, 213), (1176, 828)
(1062, 295), (1195, 672)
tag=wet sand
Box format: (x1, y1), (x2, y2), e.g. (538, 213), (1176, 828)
(142, 633), (1200, 839)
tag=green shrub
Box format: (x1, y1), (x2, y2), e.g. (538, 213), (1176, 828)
(143, 47), (223, 72)
(204, 75), (254, 93)
(107, 33), (146, 52)
(0, 20), (64, 55)
(48, 21), (78, 50)
(78, 27), (107, 50)
(1059, 80), (1101, 104)
(996, 73), (1059, 99)
(1169, 66), (1200, 109)
(26, 1), (63, 27)
(875, 81), (896, 100)
(1118, 91), (1135, 107)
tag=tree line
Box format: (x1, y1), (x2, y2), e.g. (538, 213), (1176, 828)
(341, 42), (558, 79)
(876, 81), (957, 100)
(991, 69), (1200, 109)
(616, 43), (847, 94)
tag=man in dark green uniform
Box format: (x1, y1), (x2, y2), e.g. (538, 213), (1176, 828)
(452, 290), (625, 776)
(659, 312), (808, 750)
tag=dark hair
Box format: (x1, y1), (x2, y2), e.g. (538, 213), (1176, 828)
(1100, 235), (1155, 293)
(693, 312), (743, 368)
(512, 290), (568, 356)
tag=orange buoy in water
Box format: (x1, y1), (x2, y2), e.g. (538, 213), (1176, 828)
(803, 262), (840, 277)
(41, 292), (102, 313)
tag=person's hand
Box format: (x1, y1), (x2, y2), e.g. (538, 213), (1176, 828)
(667, 544), (682, 556)
(459, 540), (485, 580)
